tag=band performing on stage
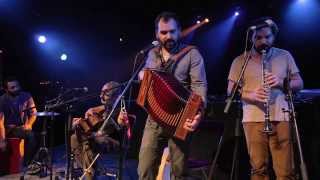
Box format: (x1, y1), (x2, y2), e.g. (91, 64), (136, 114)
(1, 7), (319, 180)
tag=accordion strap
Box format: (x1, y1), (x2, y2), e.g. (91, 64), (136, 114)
(171, 45), (197, 63)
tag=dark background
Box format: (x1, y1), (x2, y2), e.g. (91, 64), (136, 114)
(0, 0), (319, 179)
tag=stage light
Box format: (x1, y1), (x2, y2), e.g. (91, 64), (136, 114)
(285, 0), (319, 33)
(196, 20), (201, 24)
(234, 11), (240, 16)
(38, 35), (47, 44)
(60, 53), (67, 61)
(200, 13), (238, 62)
(283, 0), (320, 43)
(119, 37), (123, 42)
(204, 18), (210, 23)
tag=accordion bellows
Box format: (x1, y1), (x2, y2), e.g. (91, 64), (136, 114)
(137, 69), (202, 140)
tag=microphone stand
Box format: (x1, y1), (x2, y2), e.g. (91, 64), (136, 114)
(65, 104), (73, 180)
(284, 72), (309, 180)
(224, 50), (251, 114)
(45, 92), (100, 180)
(0, 52), (3, 92)
(227, 52), (251, 180)
(128, 53), (141, 109)
(80, 52), (147, 180)
(208, 49), (252, 180)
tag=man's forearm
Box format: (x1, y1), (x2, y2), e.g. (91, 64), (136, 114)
(0, 126), (5, 140)
(0, 113), (5, 140)
(25, 115), (37, 129)
(240, 89), (254, 103)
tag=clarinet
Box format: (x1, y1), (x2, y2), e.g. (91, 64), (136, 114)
(261, 49), (273, 134)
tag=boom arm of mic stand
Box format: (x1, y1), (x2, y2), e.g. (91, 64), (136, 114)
(224, 53), (251, 114)
(98, 53), (145, 133)
(45, 93), (98, 110)
(80, 52), (146, 180)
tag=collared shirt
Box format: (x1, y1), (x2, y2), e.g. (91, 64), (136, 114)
(228, 47), (300, 122)
(143, 44), (208, 105)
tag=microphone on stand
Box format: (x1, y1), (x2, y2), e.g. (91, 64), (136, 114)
(249, 19), (275, 31)
(139, 41), (160, 54)
(72, 87), (89, 93)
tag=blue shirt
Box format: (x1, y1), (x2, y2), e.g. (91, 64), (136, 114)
(0, 92), (32, 126)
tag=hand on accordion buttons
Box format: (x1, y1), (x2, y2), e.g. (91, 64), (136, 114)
(183, 113), (202, 132)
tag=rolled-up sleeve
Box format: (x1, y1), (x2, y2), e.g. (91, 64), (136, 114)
(286, 51), (299, 75)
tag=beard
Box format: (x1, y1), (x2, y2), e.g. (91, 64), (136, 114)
(100, 99), (107, 105)
(101, 99), (110, 105)
(8, 90), (20, 97)
(254, 44), (271, 54)
(100, 96), (115, 106)
(161, 39), (178, 52)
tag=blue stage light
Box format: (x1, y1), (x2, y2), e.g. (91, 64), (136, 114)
(234, 11), (240, 16)
(38, 35), (47, 44)
(60, 53), (67, 61)
(282, 0), (320, 42)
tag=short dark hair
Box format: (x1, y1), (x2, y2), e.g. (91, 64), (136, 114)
(154, 11), (181, 31)
(250, 17), (279, 36)
(3, 76), (19, 89)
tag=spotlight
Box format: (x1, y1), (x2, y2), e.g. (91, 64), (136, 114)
(196, 20), (201, 24)
(234, 11), (240, 16)
(204, 18), (210, 23)
(38, 35), (47, 44)
(119, 37), (123, 42)
(60, 53), (67, 61)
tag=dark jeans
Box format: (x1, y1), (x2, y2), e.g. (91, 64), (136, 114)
(6, 126), (37, 167)
(138, 117), (191, 180)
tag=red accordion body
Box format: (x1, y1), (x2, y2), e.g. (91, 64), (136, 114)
(137, 69), (202, 140)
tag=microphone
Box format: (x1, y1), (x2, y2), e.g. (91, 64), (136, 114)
(249, 19), (274, 30)
(39, 81), (62, 86)
(131, 80), (141, 84)
(139, 41), (160, 54)
(72, 87), (88, 93)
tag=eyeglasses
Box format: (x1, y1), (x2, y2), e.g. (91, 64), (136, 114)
(100, 90), (113, 97)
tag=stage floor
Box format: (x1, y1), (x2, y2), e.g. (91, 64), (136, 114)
(0, 145), (139, 180)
